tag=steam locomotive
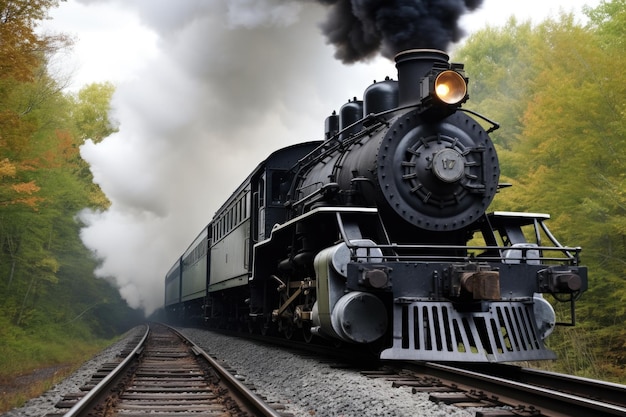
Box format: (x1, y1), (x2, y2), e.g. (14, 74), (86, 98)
(165, 49), (587, 362)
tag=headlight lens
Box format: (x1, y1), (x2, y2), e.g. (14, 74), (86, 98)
(434, 70), (467, 105)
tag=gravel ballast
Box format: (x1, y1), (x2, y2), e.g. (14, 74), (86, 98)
(179, 327), (475, 417)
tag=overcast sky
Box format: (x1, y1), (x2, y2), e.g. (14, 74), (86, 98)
(39, 0), (603, 315)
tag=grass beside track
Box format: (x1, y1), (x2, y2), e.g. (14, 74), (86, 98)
(0, 329), (116, 413)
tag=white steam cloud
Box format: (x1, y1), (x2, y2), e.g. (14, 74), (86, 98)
(76, 0), (393, 314)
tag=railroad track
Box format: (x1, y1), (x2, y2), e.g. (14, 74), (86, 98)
(46, 324), (288, 417)
(53, 324), (624, 417)
(362, 361), (626, 417)
(198, 327), (626, 417)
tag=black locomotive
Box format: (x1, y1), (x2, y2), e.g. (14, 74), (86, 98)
(165, 49), (587, 362)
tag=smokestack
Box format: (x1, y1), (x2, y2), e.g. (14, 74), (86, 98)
(395, 49), (449, 107)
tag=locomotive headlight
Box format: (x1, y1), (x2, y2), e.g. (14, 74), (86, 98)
(419, 68), (469, 118)
(434, 70), (467, 105)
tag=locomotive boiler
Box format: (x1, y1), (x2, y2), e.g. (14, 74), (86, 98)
(165, 49), (587, 362)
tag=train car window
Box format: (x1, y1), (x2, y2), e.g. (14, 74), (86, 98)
(184, 239), (207, 267)
(258, 177), (265, 207)
(270, 170), (292, 205)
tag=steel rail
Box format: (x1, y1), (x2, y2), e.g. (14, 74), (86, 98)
(63, 325), (150, 417)
(519, 366), (626, 407)
(167, 326), (284, 417)
(454, 362), (626, 409)
(164, 324), (281, 417)
(424, 362), (626, 417)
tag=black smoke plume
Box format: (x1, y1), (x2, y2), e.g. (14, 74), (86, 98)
(317, 0), (484, 62)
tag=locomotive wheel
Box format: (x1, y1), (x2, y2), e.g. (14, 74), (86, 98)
(278, 317), (295, 340)
(283, 324), (294, 340)
(260, 316), (274, 336)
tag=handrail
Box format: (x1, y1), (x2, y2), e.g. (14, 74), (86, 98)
(344, 241), (583, 265)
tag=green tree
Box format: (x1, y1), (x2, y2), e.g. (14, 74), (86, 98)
(71, 82), (118, 143)
(455, 19), (535, 150)
(454, 19), (540, 188)
(0, 0), (62, 81)
(68, 82), (117, 208)
(0, 0), (70, 210)
(585, 0), (626, 49)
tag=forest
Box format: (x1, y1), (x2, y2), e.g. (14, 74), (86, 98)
(0, 0), (624, 411)
(0, 1), (143, 409)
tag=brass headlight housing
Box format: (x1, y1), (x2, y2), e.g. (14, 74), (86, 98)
(419, 67), (469, 119)
(434, 70), (467, 105)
